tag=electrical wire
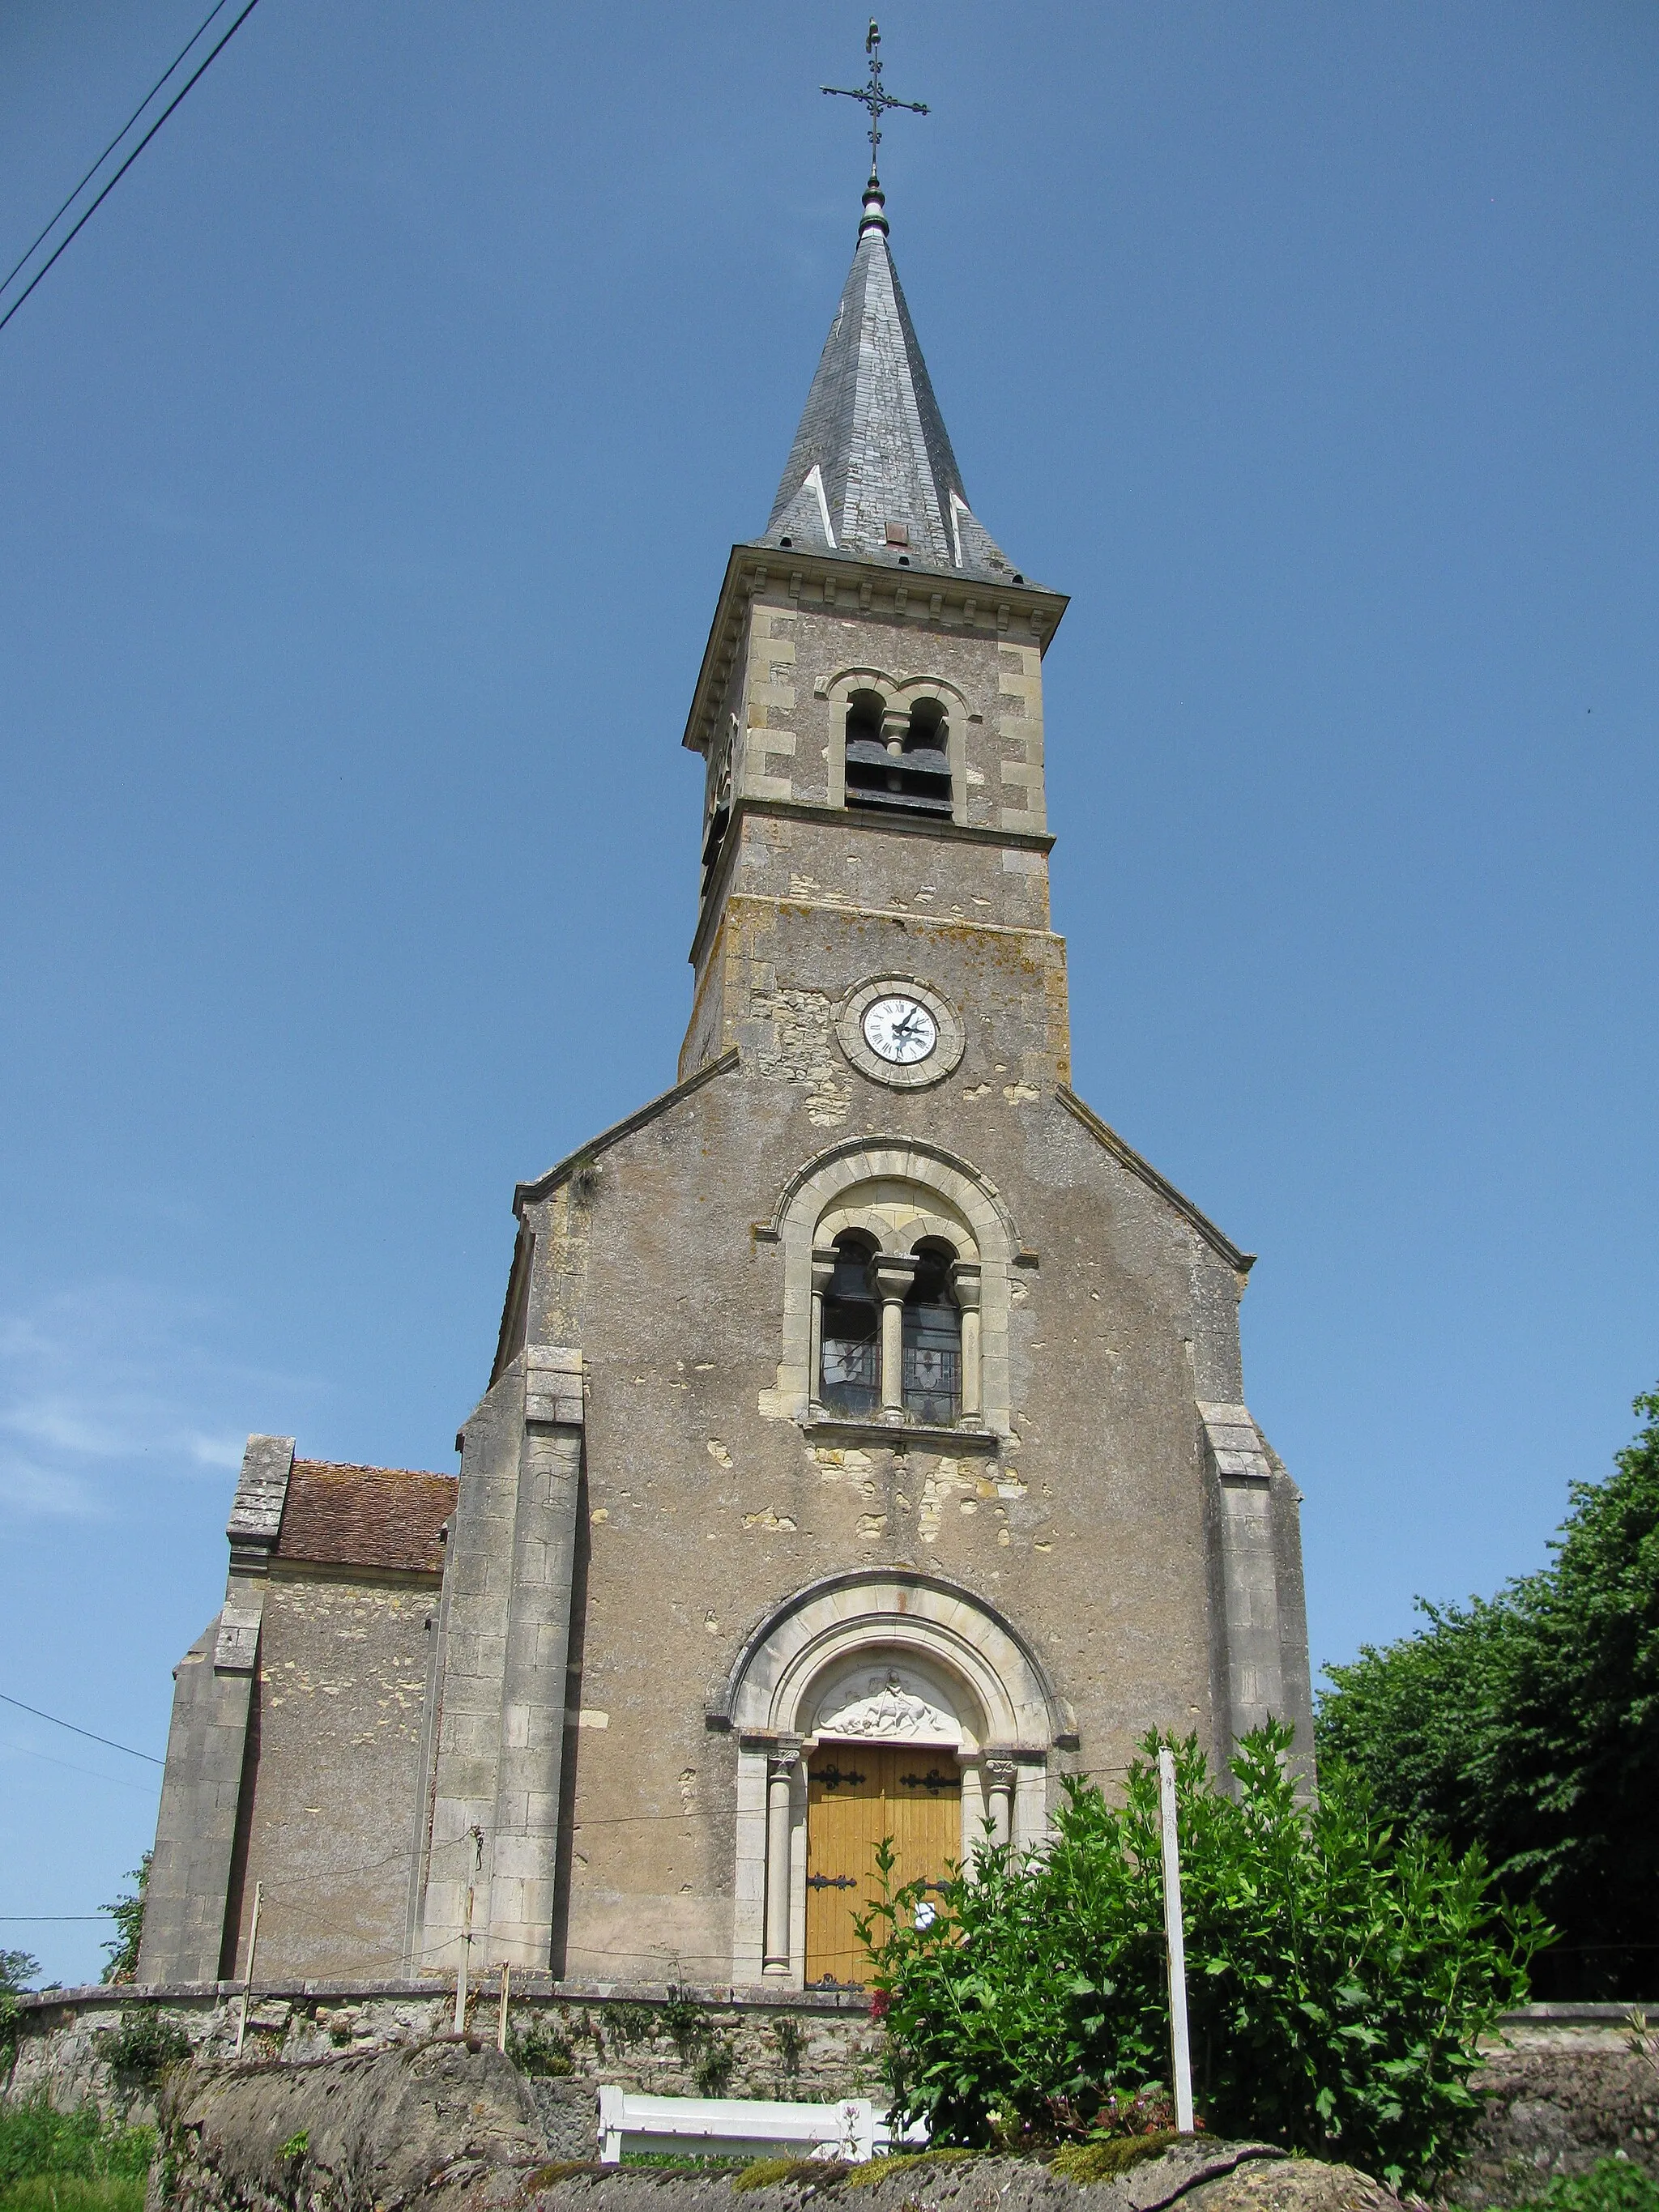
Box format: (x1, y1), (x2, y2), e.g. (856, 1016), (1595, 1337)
(0, 0), (234, 301)
(0, 0), (262, 339)
(0, 1690), (162, 1764)
(0, 1736), (155, 1795)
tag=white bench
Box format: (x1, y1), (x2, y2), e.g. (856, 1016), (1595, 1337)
(595, 2086), (923, 2165)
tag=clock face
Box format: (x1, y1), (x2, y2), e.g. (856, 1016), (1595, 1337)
(863, 996), (938, 1065)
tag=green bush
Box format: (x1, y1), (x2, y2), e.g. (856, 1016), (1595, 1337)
(0, 2101), (154, 2200)
(1513, 2160), (1659, 2212)
(0, 1954), (38, 2078)
(859, 1723), (1544, 2189)
(693, 2036), (736, 2098)
(100, 2014), (190, 2087)
(506, 2018), (574, 2078)
(603, 2004), (658, 2048)
(99, 1861), (149, 1988)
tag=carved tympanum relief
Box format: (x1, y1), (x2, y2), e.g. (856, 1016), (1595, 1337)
(813, 1666), (960, 1743)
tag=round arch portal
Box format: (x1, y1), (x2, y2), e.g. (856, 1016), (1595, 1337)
(715, 1570), (1074, 1987)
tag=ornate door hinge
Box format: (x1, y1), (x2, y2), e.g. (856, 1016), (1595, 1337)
(815, 1763), (866, 1791)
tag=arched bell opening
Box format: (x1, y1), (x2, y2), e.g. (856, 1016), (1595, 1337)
(818, 1232), (879, 1417)
(902, 1238), (962, 1426)
(842, 685), (953, 820)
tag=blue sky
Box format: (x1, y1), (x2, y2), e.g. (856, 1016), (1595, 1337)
(2, 2), (1656, 1988)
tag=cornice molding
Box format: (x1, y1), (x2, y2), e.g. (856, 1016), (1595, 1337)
(681, 543), (1070, 757)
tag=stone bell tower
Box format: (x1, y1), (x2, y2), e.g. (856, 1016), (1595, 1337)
(678, 171), (1064, 1133)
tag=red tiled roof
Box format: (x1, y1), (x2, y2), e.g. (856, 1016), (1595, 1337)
(275, 1461), (456, 1575)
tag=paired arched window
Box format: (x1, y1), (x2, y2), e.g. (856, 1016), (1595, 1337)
(842, 688), (953, 821)
(815, 1230), (969, 1428)
(766, 1143), (1010, 1440)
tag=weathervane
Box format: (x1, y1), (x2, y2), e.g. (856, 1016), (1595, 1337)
(822, 19), (928, 185)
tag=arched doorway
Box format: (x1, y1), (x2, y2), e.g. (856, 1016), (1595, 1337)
(710, 1569), (1077, 1987)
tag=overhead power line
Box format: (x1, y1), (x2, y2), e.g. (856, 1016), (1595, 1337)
(0, 1691), (163, 1765)
(0, 0), (263, 339)
(0, 1738), (155, 1796)
(0, 0), (235, 301)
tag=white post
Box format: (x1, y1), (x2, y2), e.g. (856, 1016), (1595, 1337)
(497, 1958), (510, 2055)
(1157, 1748), (1194, 2133)
(232, 1881), (262, 2058)
(454, 1884), (473, 2036)
(597, 2082), (625, 2165)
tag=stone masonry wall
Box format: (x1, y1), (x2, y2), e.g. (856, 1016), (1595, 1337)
(1452, 2016), (1659, 2207)
(3, 1983), (877, 2134)
(227, 1575), (437, 1984)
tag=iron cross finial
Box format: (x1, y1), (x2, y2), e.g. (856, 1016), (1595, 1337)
(821, 19), (928, 185)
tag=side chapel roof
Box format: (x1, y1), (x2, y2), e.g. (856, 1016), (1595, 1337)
(275, 1460), (456, 1575)
(757, 181), (1024, 585)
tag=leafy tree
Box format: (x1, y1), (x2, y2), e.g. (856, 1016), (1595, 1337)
(0, 1954), (39, 1997)
(1, 1950), (40, 2080)
(860, 1725), (1541, 2189)
(100, 1859), (150, 1988)
(1319, 1387), (1659, 1997)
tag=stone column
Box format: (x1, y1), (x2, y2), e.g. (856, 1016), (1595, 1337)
(873, 1255), (916, 1423)
(762, 1741), (801, 1973)
(984, 1756), (1017, 1848)
(808, 1247), (837, 1417)
(950, 1261), (983, 1426)
(880, 705), (911, 791)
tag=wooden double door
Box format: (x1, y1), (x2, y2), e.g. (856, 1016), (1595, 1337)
(804, 1745), (961, 1988)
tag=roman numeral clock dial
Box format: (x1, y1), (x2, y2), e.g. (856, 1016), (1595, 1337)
(862, 995), (937, 1065)
(838, 978), (965, 1089)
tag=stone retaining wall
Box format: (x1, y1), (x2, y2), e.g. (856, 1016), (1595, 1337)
(2, 1981), (877, 2132)
(6, 1986), (1656, 2206)
(143, 2043), (1339, 2212)
(1453, 2014), (1659, 2208)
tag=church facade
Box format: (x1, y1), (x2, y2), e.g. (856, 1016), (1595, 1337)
(138, 169), (1312, 1997)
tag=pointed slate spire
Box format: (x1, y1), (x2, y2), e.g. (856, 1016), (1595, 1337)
(760, 181), (1021, 584)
